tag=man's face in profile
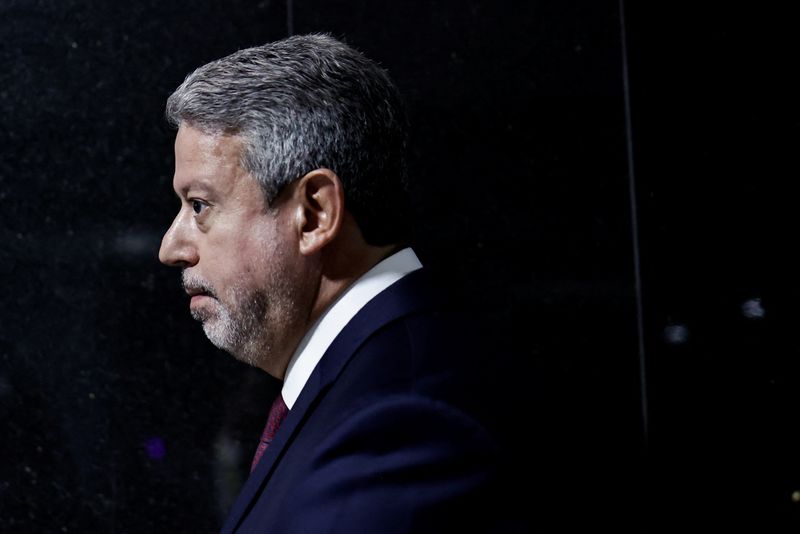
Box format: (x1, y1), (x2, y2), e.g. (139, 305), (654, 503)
(158, 124), (305, 369)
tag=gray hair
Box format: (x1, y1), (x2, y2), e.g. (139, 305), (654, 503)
(165, 33), (410, 246)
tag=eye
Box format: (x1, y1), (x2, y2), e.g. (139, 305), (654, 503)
(191, 199), (208, 215)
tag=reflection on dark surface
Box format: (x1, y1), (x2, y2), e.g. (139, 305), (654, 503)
(0, 0), (796, 531)
(627, 2), (798, 528)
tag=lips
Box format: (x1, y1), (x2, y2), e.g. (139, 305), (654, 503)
(190, 293), (210, 306)
(184, 285), (214, 312)
(187, 287), (213, 302)
(188, 291), (216, 315)
(181, 271), (215, 306)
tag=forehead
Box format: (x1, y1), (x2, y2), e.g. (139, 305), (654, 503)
(173, 124), (247, 193)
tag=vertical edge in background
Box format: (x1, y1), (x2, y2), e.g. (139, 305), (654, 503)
(618, 0), (649, 446)
(287, 0), (294, 36)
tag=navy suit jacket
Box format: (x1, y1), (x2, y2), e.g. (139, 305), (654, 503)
(221, 269), (504, 533)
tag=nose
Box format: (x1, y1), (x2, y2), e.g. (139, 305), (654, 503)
(158, 211), (199, 267)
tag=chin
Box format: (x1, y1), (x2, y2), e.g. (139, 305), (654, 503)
(202, 322), (263, 368)
(201, 320), (233, 350)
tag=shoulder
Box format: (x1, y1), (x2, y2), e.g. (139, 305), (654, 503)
(325, 294), (498, 428)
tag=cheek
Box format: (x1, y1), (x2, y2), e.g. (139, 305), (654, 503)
(238, 233), (291, 280)
(198, 236), (257, 289)
(208, 214), (295, 284)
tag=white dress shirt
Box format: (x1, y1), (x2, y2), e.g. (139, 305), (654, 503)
(281, 247), (423, 409)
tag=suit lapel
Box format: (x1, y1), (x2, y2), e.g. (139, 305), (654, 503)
(222, 269), (435, 533)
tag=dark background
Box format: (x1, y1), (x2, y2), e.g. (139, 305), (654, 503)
(0, 0), (796, 531)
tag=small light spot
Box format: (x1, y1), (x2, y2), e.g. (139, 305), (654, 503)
(114, 231), (160, 258)
(741, 297), (765, 319)
(0, 375), (12, 397)
(88, 392), (96, 400)
(144, 437), (166, 461)
(792, 490), (800, 503)
(214, 435), (242, 465)
(663, 323), (689, 345)
(71, 41), (78, 49)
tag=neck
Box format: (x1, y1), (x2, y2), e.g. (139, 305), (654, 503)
(259, 216), (399, 379)
(309, 243), (398, 327)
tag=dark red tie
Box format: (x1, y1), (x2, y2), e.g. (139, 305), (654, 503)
(250, 393), (289, 472)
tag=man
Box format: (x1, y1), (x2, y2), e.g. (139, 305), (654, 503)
(159, 34), (505, 533)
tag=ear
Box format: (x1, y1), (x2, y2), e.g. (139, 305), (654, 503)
(292, 168), (345, 256)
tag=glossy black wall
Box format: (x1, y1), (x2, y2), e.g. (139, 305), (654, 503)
(2, 0), (793, 531)
(6, 1), (632, 531)
(626, 2), (799, 529)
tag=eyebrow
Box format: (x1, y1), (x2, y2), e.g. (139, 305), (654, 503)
(174, 177), (217, 199)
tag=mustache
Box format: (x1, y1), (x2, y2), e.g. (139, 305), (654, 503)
(181, 270), (218, 299)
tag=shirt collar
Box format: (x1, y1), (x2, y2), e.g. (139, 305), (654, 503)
(281, 247), (423, 409)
